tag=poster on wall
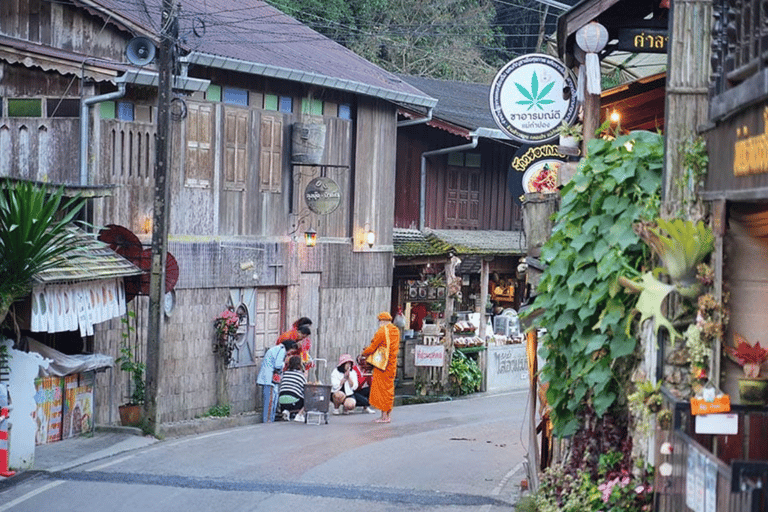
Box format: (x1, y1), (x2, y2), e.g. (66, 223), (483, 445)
(508, 143), (567, 198)
(490, 53), (578, 144)
(33, 376), (63, 445)
(63, 372), (94, 439)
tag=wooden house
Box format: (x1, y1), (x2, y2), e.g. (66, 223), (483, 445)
(1, 0), (435, 426)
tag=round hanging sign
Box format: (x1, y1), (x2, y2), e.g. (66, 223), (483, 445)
(490, 53), (578, 144)
(304, 177), (341, 214)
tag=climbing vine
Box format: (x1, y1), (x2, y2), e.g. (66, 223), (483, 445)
(531, 130), (664, 436)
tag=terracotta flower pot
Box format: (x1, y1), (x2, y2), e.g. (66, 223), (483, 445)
(119, 404), (142, 426)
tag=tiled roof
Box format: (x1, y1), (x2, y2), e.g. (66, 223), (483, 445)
(33, 227), (142, 284)
(394, 228), (525, 258)
(83, 0), (435, 108)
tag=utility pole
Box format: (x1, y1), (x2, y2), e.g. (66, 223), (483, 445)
(145, 0), (176, 434)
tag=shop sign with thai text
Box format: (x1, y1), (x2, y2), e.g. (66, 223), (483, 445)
(304, 177), (341, 214)
(414, 345), (445, 367)
(616, 28), (668, 53)
(490, 54), (578, 144)
(734, 107), (768, 176)
(508, 143), (566, 195)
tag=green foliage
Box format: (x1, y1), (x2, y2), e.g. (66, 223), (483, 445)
(448, 350), (482, 396)
(116, 311), (146, 405)
(266, 0), (503, 82)
(204, 404), (231, 417)
(529, 130), (664, 436)
(0, 180), (84, 325)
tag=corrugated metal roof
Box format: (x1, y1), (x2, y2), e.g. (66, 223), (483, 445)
(394, 228), (525, 258)
(397, 75), (511, 139)
(81, 0), (435, 108)
(33, 227), (143, 284)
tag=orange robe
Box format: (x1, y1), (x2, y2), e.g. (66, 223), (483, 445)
(362, 323), (400, 413)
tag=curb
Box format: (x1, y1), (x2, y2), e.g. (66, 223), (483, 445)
(157, 412), (260, 438)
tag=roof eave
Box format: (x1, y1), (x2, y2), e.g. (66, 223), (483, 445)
(184, 52), (437, 109)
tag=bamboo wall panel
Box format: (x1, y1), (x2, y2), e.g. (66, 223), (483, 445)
(320, 286), (392, 371)
(0, 118), (78, 182)
(663, 0), (712, 211)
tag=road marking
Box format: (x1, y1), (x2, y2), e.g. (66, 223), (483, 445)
(87, 454), (135, 471)
(0, 480), (63, 511)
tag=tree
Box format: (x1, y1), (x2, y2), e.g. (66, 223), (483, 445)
(0, 181), (85, 326)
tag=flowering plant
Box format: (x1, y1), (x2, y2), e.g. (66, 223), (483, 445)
(214, 309), (239, 338)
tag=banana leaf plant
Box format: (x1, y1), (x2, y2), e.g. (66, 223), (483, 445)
(627, 218), (714, 340)
(0, 180), (84, 326)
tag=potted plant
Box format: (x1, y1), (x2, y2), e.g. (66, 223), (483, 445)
(116, 311), (145, 426)
(558, 121), (583, 149)
(724, 334), (768, 405)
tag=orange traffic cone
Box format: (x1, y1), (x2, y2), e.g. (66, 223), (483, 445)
(0, 406), (14, 477)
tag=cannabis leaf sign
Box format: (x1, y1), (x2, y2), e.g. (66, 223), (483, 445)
(515, 71), (555, 110)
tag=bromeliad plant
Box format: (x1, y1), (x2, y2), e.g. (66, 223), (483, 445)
(725, 334), (768, 378)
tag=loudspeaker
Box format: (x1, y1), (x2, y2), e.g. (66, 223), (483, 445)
(125, 37), (156, 66)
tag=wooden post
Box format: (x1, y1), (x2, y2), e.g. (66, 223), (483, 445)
(145, 0), (176, 434)
(582, 91), (601, 151)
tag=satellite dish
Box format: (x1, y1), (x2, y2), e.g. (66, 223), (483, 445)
(125, 36), (156, 66)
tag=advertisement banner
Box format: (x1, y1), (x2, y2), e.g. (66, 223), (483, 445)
(415, 345), (445, 367)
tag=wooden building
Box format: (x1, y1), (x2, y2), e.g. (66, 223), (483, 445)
(391, 75), (527, 393)
(1, 0), (435, 425)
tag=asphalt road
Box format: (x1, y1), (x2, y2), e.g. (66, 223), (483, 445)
(0, 390), (531, 511)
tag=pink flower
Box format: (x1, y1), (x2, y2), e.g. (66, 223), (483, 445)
(635, 485), (645, 494)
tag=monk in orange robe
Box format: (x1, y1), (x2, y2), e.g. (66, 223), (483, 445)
(361, 311), (401, 423)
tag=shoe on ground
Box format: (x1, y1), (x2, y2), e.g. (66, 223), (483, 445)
(282, 410), (290, 421)
(294, 413), (305, 422)
(332, 407), (341, 415)
(342, 409), (350, 415)
(364, 406), (376, 414)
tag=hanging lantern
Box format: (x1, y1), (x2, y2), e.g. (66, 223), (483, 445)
(574, 46), (586, 104)
(576, 22), (608, 96)
(304, 228), (317, 247)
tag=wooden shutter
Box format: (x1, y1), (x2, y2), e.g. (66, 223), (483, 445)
(260, 114), (283, 193)
(185, 102), (213, 186)
(446, 170), (458, 220)
(446, 168), (480, 228)
(224, 107), (248, 188)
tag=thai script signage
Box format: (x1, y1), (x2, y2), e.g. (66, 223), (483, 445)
(486, 344), (529, 392)
(734, 107), (768, 176)
(616, 28), (668, 53)
(490, 54), (578, 144)
(509, 143), (567, 195)
(414, 345), (445, 367)
(304, 177), (341, 214)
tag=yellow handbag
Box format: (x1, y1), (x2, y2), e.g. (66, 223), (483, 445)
(366, 326), (391, 371)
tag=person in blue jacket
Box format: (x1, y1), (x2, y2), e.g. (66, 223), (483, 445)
(257, 340), (298, 423)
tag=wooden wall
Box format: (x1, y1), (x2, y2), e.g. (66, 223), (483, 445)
(1, 0), (134, 63)
(395, 125), (522, 230)
(353, 97), (397, 250)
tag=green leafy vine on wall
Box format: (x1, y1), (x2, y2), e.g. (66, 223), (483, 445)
(529, 131), (664, 436)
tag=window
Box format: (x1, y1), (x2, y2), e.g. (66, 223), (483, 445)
(8, 99), (42, 117)
(46, 98), (79, 118)
(223, 87), (248, 106)
(117, 102), (134, 121)
(185, 102), (214, 187)
(224, 107), (249, 188)
(279, 96), (293, 113)
(206, 84), (222, 102)
(264, 94), (278, 111)
(301, 98), (323, 116)
(226, 288), (283, 367)
(338, 103), (351, 119)
(259, 114), (283, 193)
